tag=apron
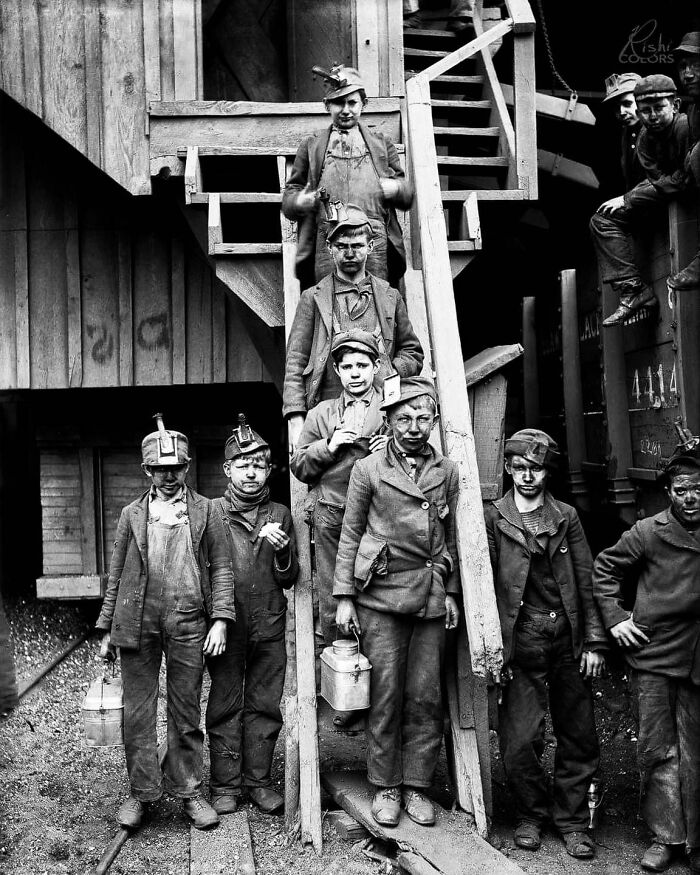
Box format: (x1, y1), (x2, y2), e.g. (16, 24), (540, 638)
(142, 519), (203, 630)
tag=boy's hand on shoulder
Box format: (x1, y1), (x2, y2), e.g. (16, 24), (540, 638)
(203, 620), (227, 657)
(579, 650), (605, 679)
(369, 434), (389, 454)
(597, 195), (625, 215)
(444, 596), (459, 630)
(328, 428), (358, 453)
(259, 521), (291, 552)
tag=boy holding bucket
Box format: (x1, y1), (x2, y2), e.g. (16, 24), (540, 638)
(333, 376), (460, 828)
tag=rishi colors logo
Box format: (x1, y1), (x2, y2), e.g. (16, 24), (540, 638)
(619, 19), (674, 65)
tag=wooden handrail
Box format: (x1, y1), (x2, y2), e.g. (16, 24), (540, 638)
(503, 0), (536, 32)
(416, 19), (513, 82)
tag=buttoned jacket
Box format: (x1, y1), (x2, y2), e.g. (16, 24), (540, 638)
(333, 444), (460, 616)
(96, 488), (235, 649)
(282, 122), (414, 284)
(593, 509), (700, 678)
(485, 491), (607, 665)
(282, 273), (423, 417)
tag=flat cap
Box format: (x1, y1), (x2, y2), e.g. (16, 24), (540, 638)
(505, 428), (560, 470)
(326, 203), (373, 241)
(331, 328), (380, 361)
(673, 32), (700, 55)
(634, 74), (677, 99)
(603, 72), (643, 103)
(380, 375), (437, 411)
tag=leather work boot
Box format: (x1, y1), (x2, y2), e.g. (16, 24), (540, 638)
(211, 793), (238, 815)
(603, 284), (656, 327)
(371, 786), (402, 827)
(402, 788), (436, 826)
(668, 255), (700, 290)
(640, 841), (674, 872)
(117, 796), (147, 829)
(183, 796), (220, 829)
(248, 786), (284, 814)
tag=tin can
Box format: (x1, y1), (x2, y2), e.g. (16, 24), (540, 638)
(82, 673), (124, 747)
(320, 637), (371, 712)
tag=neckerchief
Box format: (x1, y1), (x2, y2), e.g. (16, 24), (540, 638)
(224, 481), (270, 515)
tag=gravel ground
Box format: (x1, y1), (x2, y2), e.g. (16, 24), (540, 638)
(0, 597), (692, 875)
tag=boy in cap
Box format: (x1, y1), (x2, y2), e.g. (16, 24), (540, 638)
(590, 74), (690, 325)
(283, 204), (423, 452)
(97, 415), (235, 830)
(206, 416), (298, 816)
(282, 64), (413, 289)
(484, 429), (607, 859)
(290, 328), (389, 651)
(594, 441), (700, 873)
(599, 72), (645, 191)
(333, 376), (460, 828)
(668, 31), (700, 291)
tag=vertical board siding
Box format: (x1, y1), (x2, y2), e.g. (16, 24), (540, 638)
(40, 452), (84, 575)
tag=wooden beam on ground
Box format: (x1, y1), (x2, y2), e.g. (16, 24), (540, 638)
(322, 772), (525, 875)
(500, 84), (597, 126)
(538, 150), (599, 188)
(278, 156), (322, 855)
(190, 810), (255, 875)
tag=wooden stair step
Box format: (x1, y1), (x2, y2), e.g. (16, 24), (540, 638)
(404, 46), (450, 59)
(405, 72), (484, 85)
(211, 242), (282, 255)
(441, 189), (525, 201)
(190, 192), (281, 204)
(447, 240), (478, 251)
(431, 99), (492, 110)
(403, 28), (460, 40)
(434, 126), (499, 137)
(437, 156), (508, 167)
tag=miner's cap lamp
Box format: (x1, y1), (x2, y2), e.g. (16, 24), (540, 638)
(141, 413), (191, 467)
(314, 64), (366, 101)
(505, 428), (560, 470)
(224, 414), (269, 461)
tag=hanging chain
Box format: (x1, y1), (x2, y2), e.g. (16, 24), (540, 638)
(534, 0), (577, 97)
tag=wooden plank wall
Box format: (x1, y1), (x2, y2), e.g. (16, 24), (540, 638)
(0, 0), (202, 195)
(0, 96), (273, 392)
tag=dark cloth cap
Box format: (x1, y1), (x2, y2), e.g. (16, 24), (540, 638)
(664, 446), (700, 476)
(380, 375), (437, 411)
(331, 328), (380, 361)
(634, 74), (677, 99)
(326, 203), (373, 241)
(224, 414), (270, 461)
(674, 32), (700, 55)
(505, 428), (560, 469)
(603, 72), (643, 103)
(142, 415), (190, 467)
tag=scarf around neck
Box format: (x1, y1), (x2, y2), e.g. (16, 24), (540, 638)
(224, 481), (270, 515)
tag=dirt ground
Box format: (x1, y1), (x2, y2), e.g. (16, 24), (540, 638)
(0, 597), (693, 875)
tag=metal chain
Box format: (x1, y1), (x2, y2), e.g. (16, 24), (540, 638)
(534, 0), (577, 96)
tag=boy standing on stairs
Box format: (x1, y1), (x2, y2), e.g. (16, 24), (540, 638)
(485, 429), (607, 859)
(206, 417), (298, 816)
(283, 205), (423, 452)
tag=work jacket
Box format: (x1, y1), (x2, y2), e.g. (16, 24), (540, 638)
(282, 122), (413, 287)
(282, 273), (423, 417)
(624, 112), (690, 209)
(593, 509), (700, 679)
(96, 488), (235, 649)
(333, 442), (460, 616)
(485, 490), (608, 666)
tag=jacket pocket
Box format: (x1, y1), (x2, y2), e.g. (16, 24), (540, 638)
(354, 531), (388, 590)
(254, 607), (287, 641)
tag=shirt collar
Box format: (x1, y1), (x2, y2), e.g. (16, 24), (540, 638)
(343, 386), (375, 407)
(333, 273), (372, 295)
(149, 484), (186, 504)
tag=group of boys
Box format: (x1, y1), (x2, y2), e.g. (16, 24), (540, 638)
(591, 32), (700, 325)
(94, 52), (700, 875)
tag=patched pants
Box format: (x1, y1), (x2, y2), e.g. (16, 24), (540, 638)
(631, 670), (700, 849)
(499, 611), (599, 833)
(358, 605), (445, 789)
(206, 606), (287, 795)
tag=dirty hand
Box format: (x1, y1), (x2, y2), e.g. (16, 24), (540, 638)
(336, 597), (361, 637)
(379, 178), (400, 201)
(610, 616), (650, 648)
(580, 650), (605, 679)
(259, 521), (290, 552)
(203, 619), (227, 657)
(295, 183), (318, 213)
(444, 595), (459, 630)
(328, 427), (359, 453)
(287, 414), (306, 454)
(99, 632), (116, 662)
(597, 195), (626, 215)
(369, 434), (390, 454)
(494, 665), (514, 705)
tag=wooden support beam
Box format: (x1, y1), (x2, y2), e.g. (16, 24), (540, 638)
(503, 0), (536, 33)
(538, 150), (599, 188)
(184, 146), (202, 205)
(460, 193), (481, 249)
(500, 84), (597, 126)
(277, 156), (322, 855)
(512, 31), (537, 198)
(416, 19), (514, 82)
(406, 75), (503, 683)
(522, 296), (539, 424)
(207, 192), (222, 252)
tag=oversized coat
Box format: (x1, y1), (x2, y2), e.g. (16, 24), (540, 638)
(282, 122), (414, 287)
(96, 488), (235, 649)
(282, 273), (423, 417)
(333, 443), (460, 616)
(484, 490), (608, 666)
(593, 509), (700, 679)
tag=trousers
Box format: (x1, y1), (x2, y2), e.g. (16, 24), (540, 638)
(499, 611), (599, 833)
(358, 605), (445, 788)
(631, 670), (700, 848)
(313, 501), (345, 645)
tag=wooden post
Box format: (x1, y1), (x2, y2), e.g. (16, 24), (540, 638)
(560, 270), (589, 510)
(508, 3), (538, 198)
(600, 281), (636, 525)
(277, 157), (322, 854)
(406, 76), (503, 680)
(522, 296), (539, 425)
